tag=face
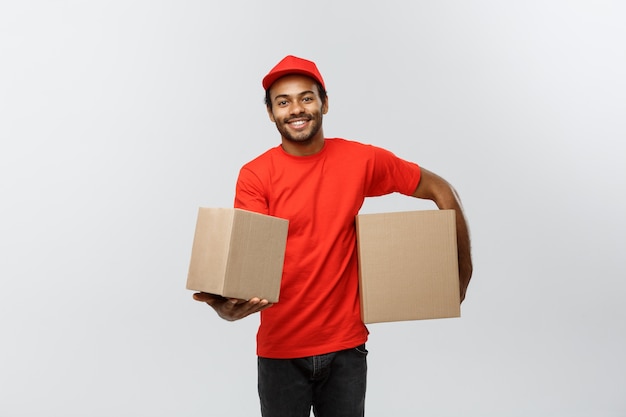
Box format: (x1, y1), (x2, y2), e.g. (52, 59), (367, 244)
(266, 75), (328, 146)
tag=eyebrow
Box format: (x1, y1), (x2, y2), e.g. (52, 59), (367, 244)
(273, 90), (316, 102)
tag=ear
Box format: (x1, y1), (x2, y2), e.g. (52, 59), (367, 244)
(266, 105), (276, 122)
(322, 96), (329, 115)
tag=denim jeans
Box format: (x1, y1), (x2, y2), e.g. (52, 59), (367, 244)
(258, 344), (368, 417)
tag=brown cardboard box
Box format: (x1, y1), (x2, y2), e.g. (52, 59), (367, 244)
(356, 210), (460, 324)
(186, 208), (288, 303)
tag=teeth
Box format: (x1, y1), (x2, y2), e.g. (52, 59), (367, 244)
(291, 120), (306, 126)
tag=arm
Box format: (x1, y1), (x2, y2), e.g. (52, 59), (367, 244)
(412, 168), (473, 302)
(192, 293), (272, 321)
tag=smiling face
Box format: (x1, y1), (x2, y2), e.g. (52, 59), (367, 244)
(266, 74), (329, 156)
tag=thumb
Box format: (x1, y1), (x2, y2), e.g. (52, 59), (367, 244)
(192, 292), (219, 305)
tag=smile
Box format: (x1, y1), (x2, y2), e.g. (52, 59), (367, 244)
(287, 118), (310, 129)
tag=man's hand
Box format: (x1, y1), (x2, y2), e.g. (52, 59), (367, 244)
(192, 292), (273, 321)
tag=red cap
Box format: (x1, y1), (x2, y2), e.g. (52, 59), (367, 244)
(262, 55), (326, 91)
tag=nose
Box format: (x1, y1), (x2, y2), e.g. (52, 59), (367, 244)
(289, 100), (304, 115)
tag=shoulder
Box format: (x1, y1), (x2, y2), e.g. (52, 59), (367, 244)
(325, 138), (376, 154)
(326, 138), (367, 148)
(326, 138), (398, 159)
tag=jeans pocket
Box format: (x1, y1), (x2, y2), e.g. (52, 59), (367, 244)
(354, 344), (368, 356)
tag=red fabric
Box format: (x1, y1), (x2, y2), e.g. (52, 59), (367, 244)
(234, 139), (421, 358)
(262, 55), (325, 90)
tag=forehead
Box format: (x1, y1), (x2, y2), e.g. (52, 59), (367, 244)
(269, 74), (319, 99)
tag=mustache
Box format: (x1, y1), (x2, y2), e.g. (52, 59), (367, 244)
(284, 113), (312, 123)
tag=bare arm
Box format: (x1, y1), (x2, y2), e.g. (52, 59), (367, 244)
(192, 293), (273, 321)
(412, 168), (473, 302)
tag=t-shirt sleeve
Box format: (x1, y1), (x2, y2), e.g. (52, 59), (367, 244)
(365, 146), (421, 197)
(234, 166), (270, 215)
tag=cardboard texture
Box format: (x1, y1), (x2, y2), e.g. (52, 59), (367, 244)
(186, 208), (288, 303)
(356, 210), (460, 324)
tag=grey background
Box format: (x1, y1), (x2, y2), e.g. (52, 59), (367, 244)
(1, 1), (625, 416)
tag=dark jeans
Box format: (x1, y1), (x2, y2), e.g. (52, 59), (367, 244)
(258, 344), (368, 417)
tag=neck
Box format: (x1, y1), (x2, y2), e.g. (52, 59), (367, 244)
(281, 132), (325, 156)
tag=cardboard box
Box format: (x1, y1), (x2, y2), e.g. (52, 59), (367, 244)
(186, 208), (288, 303)
(356, 210), (460, 324)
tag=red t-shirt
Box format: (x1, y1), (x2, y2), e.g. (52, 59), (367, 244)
(234, 138), (421, 358)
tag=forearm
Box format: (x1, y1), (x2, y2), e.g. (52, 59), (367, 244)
(435, 188), (472, 302)
(412, 168), (473, 302)
(451, 198), (472, 302)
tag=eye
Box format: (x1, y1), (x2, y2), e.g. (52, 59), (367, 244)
(277, 100), (288, 106)
(302, 96), (313, 102)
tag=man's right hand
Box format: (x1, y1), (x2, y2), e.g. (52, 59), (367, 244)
(192, 292), (273, 321)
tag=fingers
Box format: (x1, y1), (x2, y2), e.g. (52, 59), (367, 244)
(221, 297), (272, 321)
(193, 292), (227, 304)
(193, 293), (272, 321)
(192, 292), (238, 313)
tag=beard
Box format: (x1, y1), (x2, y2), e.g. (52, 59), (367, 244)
(274, 111), (323, 144)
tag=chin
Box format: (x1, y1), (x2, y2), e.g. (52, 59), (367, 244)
(285, 136), (314, 144)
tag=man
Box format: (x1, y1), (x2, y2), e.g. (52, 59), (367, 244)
(194, 55), (473, 417)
